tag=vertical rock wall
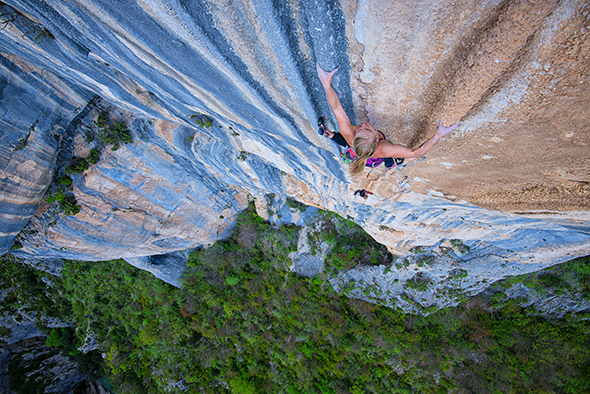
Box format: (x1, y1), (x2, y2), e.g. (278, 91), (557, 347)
(343, 0), (590, 210)
(0, 50), (92, 252)
(0, 1), (587, 286)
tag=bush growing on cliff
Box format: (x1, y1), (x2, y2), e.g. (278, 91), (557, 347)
(91, 113), (133, 151)
(97, 122), (133, 150)
(94, 112), (108, 128)
(47, 145), (105, 216)
(63, 148), (102, 176)
(12, 132), (29, 152)
(64, 157), (90, 175)
(46, 189), (80, 215)
(87, 148), (101, 164)
(285, 196), (307, 212)
(190, 113), (213, 128)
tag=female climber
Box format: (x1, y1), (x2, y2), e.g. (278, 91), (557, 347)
(316, 63), (460, 175)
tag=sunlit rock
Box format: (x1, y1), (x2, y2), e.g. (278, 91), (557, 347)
(0, 1), (587, 294)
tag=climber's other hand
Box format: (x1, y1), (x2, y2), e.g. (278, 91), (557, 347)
(435, 120), (460, 140)
(316, 63), (337, 88)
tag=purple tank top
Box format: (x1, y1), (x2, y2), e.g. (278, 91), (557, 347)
(365, 131), (386, 168)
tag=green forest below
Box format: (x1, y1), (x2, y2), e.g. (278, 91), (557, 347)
(1, 205), (590, 393)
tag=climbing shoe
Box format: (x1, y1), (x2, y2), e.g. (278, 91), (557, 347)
(318, 117), (328, 136)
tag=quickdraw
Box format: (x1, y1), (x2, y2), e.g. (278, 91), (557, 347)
(354, 189), (373, 200)
(367, 161), (376, 177)
(398, 175), (409, 192)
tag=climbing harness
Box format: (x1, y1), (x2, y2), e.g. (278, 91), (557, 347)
(317, 117), (428, 174)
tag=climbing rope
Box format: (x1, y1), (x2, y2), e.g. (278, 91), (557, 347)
(394, 155), (426, 171)
(366, 156), (427, 177)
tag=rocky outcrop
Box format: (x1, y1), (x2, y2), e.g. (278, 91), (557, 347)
(0, 337), (88, 394)
(0, 1), (588, 290)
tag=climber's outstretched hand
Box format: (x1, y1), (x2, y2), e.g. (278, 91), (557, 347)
(316, 63), (337, 89)
(316, 62), (354, 142)
(434, 120), (460, 141)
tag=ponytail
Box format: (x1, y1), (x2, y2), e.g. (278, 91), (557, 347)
(349, 157), (368, 175)
(348, 131), (379, 176)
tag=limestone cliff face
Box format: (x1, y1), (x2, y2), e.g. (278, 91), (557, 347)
(0, 1), (588, 288)
(0, 59), (90, 252)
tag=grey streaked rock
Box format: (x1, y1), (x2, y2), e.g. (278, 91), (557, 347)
(0, 1), (587, 295)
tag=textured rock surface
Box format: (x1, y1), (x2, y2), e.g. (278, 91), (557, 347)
(0, 337), (87, 394)
(0, 49), (91, 253)
(0, 1), (588, 291)
(283, 207), (590, 314)
(343, 0), (590, 211)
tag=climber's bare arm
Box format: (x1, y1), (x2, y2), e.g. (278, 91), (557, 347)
(317, 63), (357, 146)
(374, 120), (460, 159)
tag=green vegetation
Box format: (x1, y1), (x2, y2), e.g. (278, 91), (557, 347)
(0, 255), (63, 322)
(489, 256), (590, 313)
(190, 113), (213, 128)
(94, 112), (108, 128)
(46, 189), (80, 215)
(237, 151), (248, 161)
(9, 240), (23, 251)
(1, 208), (590, 393)
(33, 27), (54, 42)
(46, 168), (81, 215)
(0, 13), (14, 31)
(449, 268), (469, 279)
(197, 119), (213, 128)
(97, 121), (133, 151)
(285, 196), (307, 212)
(8, 342), (54, 394)
(63, 148), (101, 175)
(450, 238), (471, 254)
(0, 256), (103, 393)
(405, 272), (431, 291)
(64, 157), (90, 175)
(93, 112), (133, 150)
(416, 253), (435, 267)
(46, 111), (133, 216)
(13, 132), (29, 152)
(87, 147), (101, 164)
(321, 211), (392, 271)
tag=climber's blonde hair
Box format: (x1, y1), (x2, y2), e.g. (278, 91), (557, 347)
(349, 125), (379, 176)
